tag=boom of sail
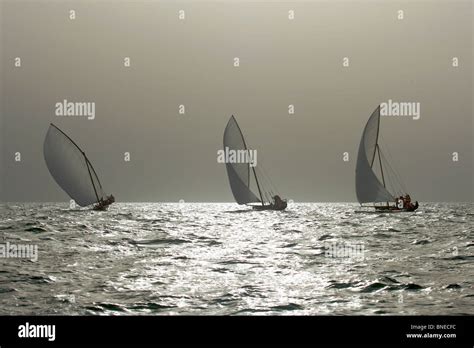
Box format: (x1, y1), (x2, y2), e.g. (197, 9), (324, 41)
(43, 123), (106, 207)
(355, 106), (395, 204)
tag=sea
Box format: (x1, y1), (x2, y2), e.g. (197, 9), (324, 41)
(0, 202), (472, 315)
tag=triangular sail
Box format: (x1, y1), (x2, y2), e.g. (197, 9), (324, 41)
(43, 124), (105, 206)
(223, 116), (262, 205)
(355, 107), (395, 203)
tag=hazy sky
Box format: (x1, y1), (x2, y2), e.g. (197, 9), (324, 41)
(1, 0), (472, 203)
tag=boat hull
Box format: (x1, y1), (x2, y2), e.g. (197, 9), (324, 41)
(355, 203), (419, 213)
(374, 202), (419, 212)
(92, 204), (109, 211)
(252, 202), (287, 211)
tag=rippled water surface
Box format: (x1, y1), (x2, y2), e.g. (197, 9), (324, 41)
(0, 203), (473, 315)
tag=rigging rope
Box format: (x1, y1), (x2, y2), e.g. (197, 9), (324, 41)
(258, 163), (278, 196)
(381, 152), (401, 197)
(380, 147), (405, 197)
(246, 143), (280, 203)
(379, 136), (409, 194)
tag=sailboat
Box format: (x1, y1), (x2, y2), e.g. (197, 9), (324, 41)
(223, 115), (287, 211)
(43, 123), (115, 211)
(355, 106), (418, 212)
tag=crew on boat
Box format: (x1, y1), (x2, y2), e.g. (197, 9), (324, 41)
(271, 195), (287, 210)
(395, 194), (418, 211)
(105, 194), (115, 205)
(404, 194), (411, 207)
(95, 194), (115, 210)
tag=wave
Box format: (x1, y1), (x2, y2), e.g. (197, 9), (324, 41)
(232, 308), (271, 315)
(218, 259), (259, 266)
(444, 255), (474, 261)
(445, 283), (461, 289)
(358, 278), (424, 293)
(128, 302), (176, 311)
(326, 281), (360, 289)
(86, 303), (128, 313)
(402, 283), (424, 291)
(271, 303), (304, 311)
(131, 238), (190, 246)
(0, 287), (17, 294)
(360, 282), (387, 293)
(24, 227), (47, 233)
(28, 275), (55, 284)
(318, 234), (333, 241)
(412, 239), (431, 245)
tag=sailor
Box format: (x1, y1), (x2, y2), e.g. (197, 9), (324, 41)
(273, 195), (281, 205)
(272, 195), (286, 210)
(405, 194), (411, 206)
(404, 194), (415, 209)
(104, 196), (110, 204)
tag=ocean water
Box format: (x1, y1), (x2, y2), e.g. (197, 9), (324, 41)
(0, 202), (472, 315)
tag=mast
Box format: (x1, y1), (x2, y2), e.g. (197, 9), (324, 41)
(370, 106), (382, 167)
(84, 154), (100, 202)
(374, 107), (387, 206)
(252, 166), (265, 206)
(376, 144), (386, 188)
(377, 144), (389, 207)
(86, 157), (103, 190)
(374, 107), (387, 191)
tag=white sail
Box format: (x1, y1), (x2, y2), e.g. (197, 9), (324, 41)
(223, 116), (261, 205)
(355, 107), (394, 203)
(43, 124), (105, 207)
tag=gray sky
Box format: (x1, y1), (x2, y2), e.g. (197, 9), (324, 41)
(1, 0), (472, 203)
